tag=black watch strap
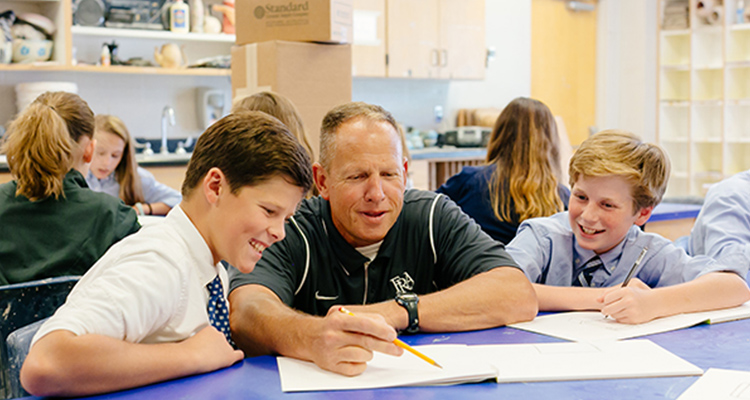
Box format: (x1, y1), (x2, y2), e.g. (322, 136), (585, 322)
(395, 293), (420, 333)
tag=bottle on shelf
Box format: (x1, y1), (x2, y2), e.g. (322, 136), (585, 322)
(191, 0), (204, 33)
(100, 44), (110, 66)
(737, 0), (746, 24)
(170, 0), (190, 34)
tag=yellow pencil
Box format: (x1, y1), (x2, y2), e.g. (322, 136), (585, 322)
(338, 306), (443, 369)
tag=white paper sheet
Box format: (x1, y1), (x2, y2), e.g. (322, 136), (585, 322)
(509, 302), (750, 342)
(276, 344), (497, 392)
(677, 368), (750, 399)
(473, 339), (703, 383)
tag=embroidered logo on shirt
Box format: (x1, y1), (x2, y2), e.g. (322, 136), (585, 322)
(315, 291), (339, 301)
(390, 272), (415, 294)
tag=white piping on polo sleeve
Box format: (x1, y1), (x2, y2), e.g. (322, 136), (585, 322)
(429, 194), (442, 265)
(290, 216), (310, 296)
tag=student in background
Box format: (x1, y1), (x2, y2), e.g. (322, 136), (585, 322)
(87, 115), (181, 216)
(232, 91), (317, 197)
(437, 97), (569, 244)
(505, 130), (750, 324)
(21, 111), (313, 397)
(689, 170), (750, 273)
(0, 92), (140, 285)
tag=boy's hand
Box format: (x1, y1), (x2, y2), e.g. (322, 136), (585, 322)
(183, 326), (244, 373)
(305, 307), (402, 376)
(598, 279), (658, 324)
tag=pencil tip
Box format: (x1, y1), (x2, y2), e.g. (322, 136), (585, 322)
(435, 363), (443, 369)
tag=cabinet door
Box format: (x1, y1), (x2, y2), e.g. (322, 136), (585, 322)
(352, 0), (386, 77)
(386, 0), (440, 78)
(438, 0), (485, 79)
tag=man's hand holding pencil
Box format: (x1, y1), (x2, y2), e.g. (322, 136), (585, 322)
(303, 306), (403, 376)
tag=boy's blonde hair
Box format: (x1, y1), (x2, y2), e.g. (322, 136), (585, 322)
(569, 130), (670, 212)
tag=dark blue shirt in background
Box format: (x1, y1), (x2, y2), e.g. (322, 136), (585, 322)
(436, 165), (570, 244)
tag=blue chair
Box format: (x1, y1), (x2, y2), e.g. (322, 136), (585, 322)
(6, 319), (47, 399)
(0, 276), (80, 399)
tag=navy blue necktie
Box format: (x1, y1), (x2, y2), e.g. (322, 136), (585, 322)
(574, 256), (603, 287)
(207, 275), (234, 346)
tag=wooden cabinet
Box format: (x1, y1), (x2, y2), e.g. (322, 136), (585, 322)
(657, 0), (750, 197)
(385, 0), (485, 79)
(0, 0), (233, 75)
(352, 0), (386, 77)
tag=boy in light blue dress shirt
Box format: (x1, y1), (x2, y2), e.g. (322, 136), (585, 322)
(506, 130), (750, 324)
(689, 170), (750, 273)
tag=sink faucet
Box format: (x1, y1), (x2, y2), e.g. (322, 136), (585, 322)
(161, 106), (175, 154)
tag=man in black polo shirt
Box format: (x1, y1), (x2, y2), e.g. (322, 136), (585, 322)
(228, 102), (537, 376)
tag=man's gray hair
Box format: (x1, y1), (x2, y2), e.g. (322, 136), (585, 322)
(318, 102), (400, 168)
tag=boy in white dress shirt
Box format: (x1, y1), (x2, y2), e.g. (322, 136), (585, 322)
(20, 111), (313, 397)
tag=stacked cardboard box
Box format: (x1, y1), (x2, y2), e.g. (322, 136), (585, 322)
(231, 0), (354, 160)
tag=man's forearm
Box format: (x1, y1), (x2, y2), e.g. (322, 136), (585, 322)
(354, 268), (538, 332)
(417, 268), (537, 331)
(228, 285), (322, 361)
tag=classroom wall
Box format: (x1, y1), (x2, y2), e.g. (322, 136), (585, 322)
(0, 71), (231, 140)
(595, 0), (657, 142)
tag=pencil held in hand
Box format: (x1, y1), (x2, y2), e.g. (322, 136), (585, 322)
(337, 307), (443, 369)
(621, 247), (649, 287)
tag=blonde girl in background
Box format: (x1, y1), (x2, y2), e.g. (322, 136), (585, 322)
(0, 92), (140, 285)
(86, 115), (181, 216)
(437, 97), (569, 244)
(232, 91), (317, 197)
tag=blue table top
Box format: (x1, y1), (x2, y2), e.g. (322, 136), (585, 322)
(647, 202), (703, 223)
(23, 317), (750, 400)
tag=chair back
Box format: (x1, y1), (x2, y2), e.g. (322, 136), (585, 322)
(0, 276), (80, 399)
(6, 319), (47, 398)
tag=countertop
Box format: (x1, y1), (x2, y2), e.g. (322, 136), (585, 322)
(409, 146), (486, 160)
(0, 146), (488, 172)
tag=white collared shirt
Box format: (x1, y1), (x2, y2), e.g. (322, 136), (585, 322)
(32, 205), (227, 345)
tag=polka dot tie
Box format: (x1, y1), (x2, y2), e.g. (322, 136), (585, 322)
(207, 275), (235, 347)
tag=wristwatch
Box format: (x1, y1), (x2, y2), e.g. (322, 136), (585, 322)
(395, 292), (420, 333)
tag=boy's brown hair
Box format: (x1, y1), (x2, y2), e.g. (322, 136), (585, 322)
(569, 130), (670, 212)
(181, 111), (313, 197)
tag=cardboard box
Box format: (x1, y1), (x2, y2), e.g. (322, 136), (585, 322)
(231, 40), (352, 160)
(236, 0), (353, 45)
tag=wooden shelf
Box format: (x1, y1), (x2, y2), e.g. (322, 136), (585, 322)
(69, 64), (230, 75)
(0, 63), (230, 75)
(71, 26), (236, 43)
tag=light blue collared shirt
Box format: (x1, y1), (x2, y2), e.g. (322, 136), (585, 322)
(689, 170), (750, 272)
(86, 167), (182, 208)
(505, 212), (746, 288)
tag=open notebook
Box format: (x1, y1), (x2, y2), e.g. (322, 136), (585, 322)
(508, 301), (750, 342)
(476, 339), (702, 383)
(276, 340), (702, 392)
(677, 368), (750, 399)
(277, 344), (497, 392)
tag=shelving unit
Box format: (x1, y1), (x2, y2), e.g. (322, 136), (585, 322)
(657, 0), (750, 197)
(0, 0), (233, 75)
